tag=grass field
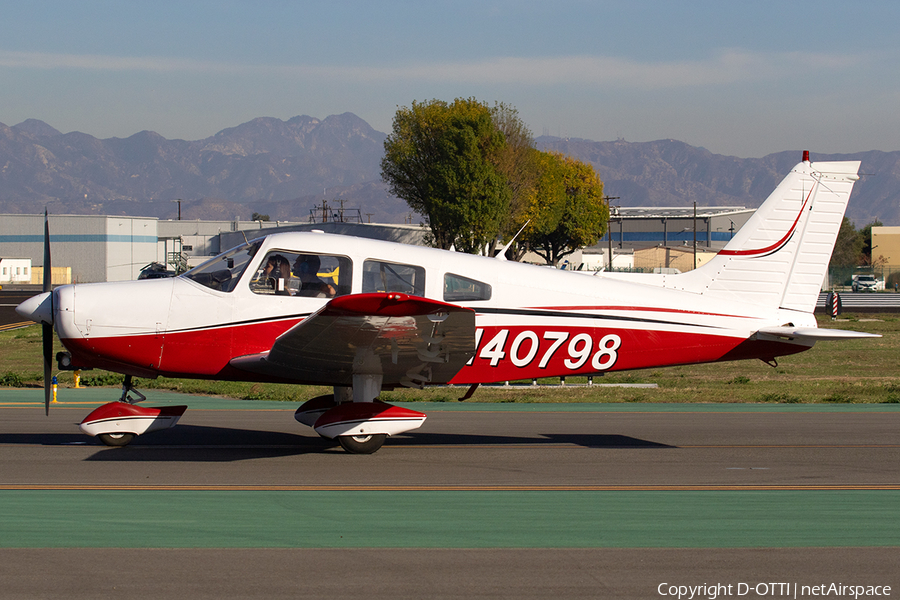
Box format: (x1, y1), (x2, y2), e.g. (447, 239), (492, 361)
(1, 314), (897, 404)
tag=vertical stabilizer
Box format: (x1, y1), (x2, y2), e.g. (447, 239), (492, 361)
(677, 159), (860, 314)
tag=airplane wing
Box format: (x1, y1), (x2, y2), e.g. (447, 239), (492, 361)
(755, 326), (881, 342)
(230, 293), (476, 388)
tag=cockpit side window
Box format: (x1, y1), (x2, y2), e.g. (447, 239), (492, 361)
(249, 251), (352, 298)
(362, 260), (425, 296)
(444, 273), (492, 301)
(183, 240), (261, 292)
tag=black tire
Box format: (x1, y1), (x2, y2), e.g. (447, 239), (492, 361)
(337, 433), (386, 454)
(97, 432), (135, 447)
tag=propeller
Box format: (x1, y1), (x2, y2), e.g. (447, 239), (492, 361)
(42, 209), (53, 416)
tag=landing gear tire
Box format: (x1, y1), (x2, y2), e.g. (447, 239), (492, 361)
(338, 433), (386, 454)
(98, 432), (135, 447)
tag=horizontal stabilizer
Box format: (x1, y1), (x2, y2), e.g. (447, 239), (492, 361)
(755, 326), (881, 342)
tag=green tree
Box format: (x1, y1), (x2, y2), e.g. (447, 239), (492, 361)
(519, 152), (608, 266)
(381, 98), (510, 253)
(859, 219), (883, 265)
(490, 102), (538, 244)
(830, 217), (863, 268)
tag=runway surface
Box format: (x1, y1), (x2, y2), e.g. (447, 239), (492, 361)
(0, 289), (35, 331)
(1, 390), (898, 598)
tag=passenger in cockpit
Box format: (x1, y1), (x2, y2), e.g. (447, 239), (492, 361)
(293, 254), (336, 298)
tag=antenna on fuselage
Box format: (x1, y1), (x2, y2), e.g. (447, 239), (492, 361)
(495, 220), (531, 261)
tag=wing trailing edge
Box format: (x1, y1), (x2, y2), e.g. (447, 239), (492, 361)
(230, 293), (476, 388)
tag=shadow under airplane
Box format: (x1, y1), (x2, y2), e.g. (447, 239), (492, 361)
(0, 425), (673, 462)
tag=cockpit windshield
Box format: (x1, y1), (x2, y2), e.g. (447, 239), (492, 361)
(183, 240), (262, 292)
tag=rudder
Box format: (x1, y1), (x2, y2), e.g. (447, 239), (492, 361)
(677, 158), (860, 313)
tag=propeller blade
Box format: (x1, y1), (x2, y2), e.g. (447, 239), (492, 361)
(42, 209), (53, 416)
(43, 322), (52, 416)
(43, 209), (51, 294)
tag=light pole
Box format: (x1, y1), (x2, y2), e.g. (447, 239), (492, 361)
(603, 196), (620, 270)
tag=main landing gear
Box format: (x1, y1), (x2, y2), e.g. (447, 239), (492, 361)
(338, 434), (388, 455)
(79, 374), (424, 454)
(294, 376), (427, 454)
(79, 375), (187, 447)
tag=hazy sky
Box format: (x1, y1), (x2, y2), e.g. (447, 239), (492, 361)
(2, 0), (898, 158)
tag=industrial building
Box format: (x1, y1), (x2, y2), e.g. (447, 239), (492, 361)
(0, 214), (157, 283)
(1, 206), (764, 283)
(0, 215), (429, 284)
(599, 206), (755, 251)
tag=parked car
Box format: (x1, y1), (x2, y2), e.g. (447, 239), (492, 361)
(851, 273), (882, 292)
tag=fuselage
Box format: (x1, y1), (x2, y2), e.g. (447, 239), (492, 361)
(43, 231), (813, 386)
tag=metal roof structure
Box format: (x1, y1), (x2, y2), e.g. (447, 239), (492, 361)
(609, 206), (750, 219)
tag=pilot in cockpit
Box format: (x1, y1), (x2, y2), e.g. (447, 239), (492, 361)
(293, 254), (336, 298)
(263, 254), (293, 295)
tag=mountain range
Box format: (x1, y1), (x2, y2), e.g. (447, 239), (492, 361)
(1, 113), (897, 226)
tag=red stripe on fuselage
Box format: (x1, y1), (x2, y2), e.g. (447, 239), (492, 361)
(450, 325), (805, 385)
(61, 317), (305, 380)
(61, 319), (809, 386)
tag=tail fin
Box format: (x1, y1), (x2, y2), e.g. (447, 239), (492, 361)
(679, 157), (860, 313)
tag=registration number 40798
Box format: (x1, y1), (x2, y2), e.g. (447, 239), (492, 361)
(470, 329), (622, 371)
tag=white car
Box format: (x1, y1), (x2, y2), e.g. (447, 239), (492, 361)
(852, 274), (882, 292)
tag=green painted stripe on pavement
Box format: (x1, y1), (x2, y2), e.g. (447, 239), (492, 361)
(2, 490), (898, 548)
(3, 389), (900, 412)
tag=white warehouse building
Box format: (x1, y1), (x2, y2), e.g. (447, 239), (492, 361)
(0, 257), (32, 283)
(0, 214), (312, 283)
(0, 214), (158, 283)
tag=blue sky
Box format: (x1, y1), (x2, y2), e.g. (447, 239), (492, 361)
(2, 0), (898, 157)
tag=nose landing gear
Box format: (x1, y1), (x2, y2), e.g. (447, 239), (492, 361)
(79, 375), (187, 446)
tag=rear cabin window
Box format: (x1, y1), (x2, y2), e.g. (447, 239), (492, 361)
(363, 260), (425, 296)
(249, 251), (352, 298)
(444, 273), (492, 302)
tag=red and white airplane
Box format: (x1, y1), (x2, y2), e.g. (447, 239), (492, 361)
(17, 154), (878, 453)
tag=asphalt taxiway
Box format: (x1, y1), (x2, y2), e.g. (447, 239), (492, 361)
(1, 391), (898, 598)
(0, 289), (35, 332)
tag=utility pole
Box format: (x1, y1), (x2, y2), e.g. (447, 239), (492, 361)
(693, 201), (697, 270)
(603, 195), (620, 270)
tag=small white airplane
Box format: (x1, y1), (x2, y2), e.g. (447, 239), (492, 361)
(17, 153), (879, 453)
